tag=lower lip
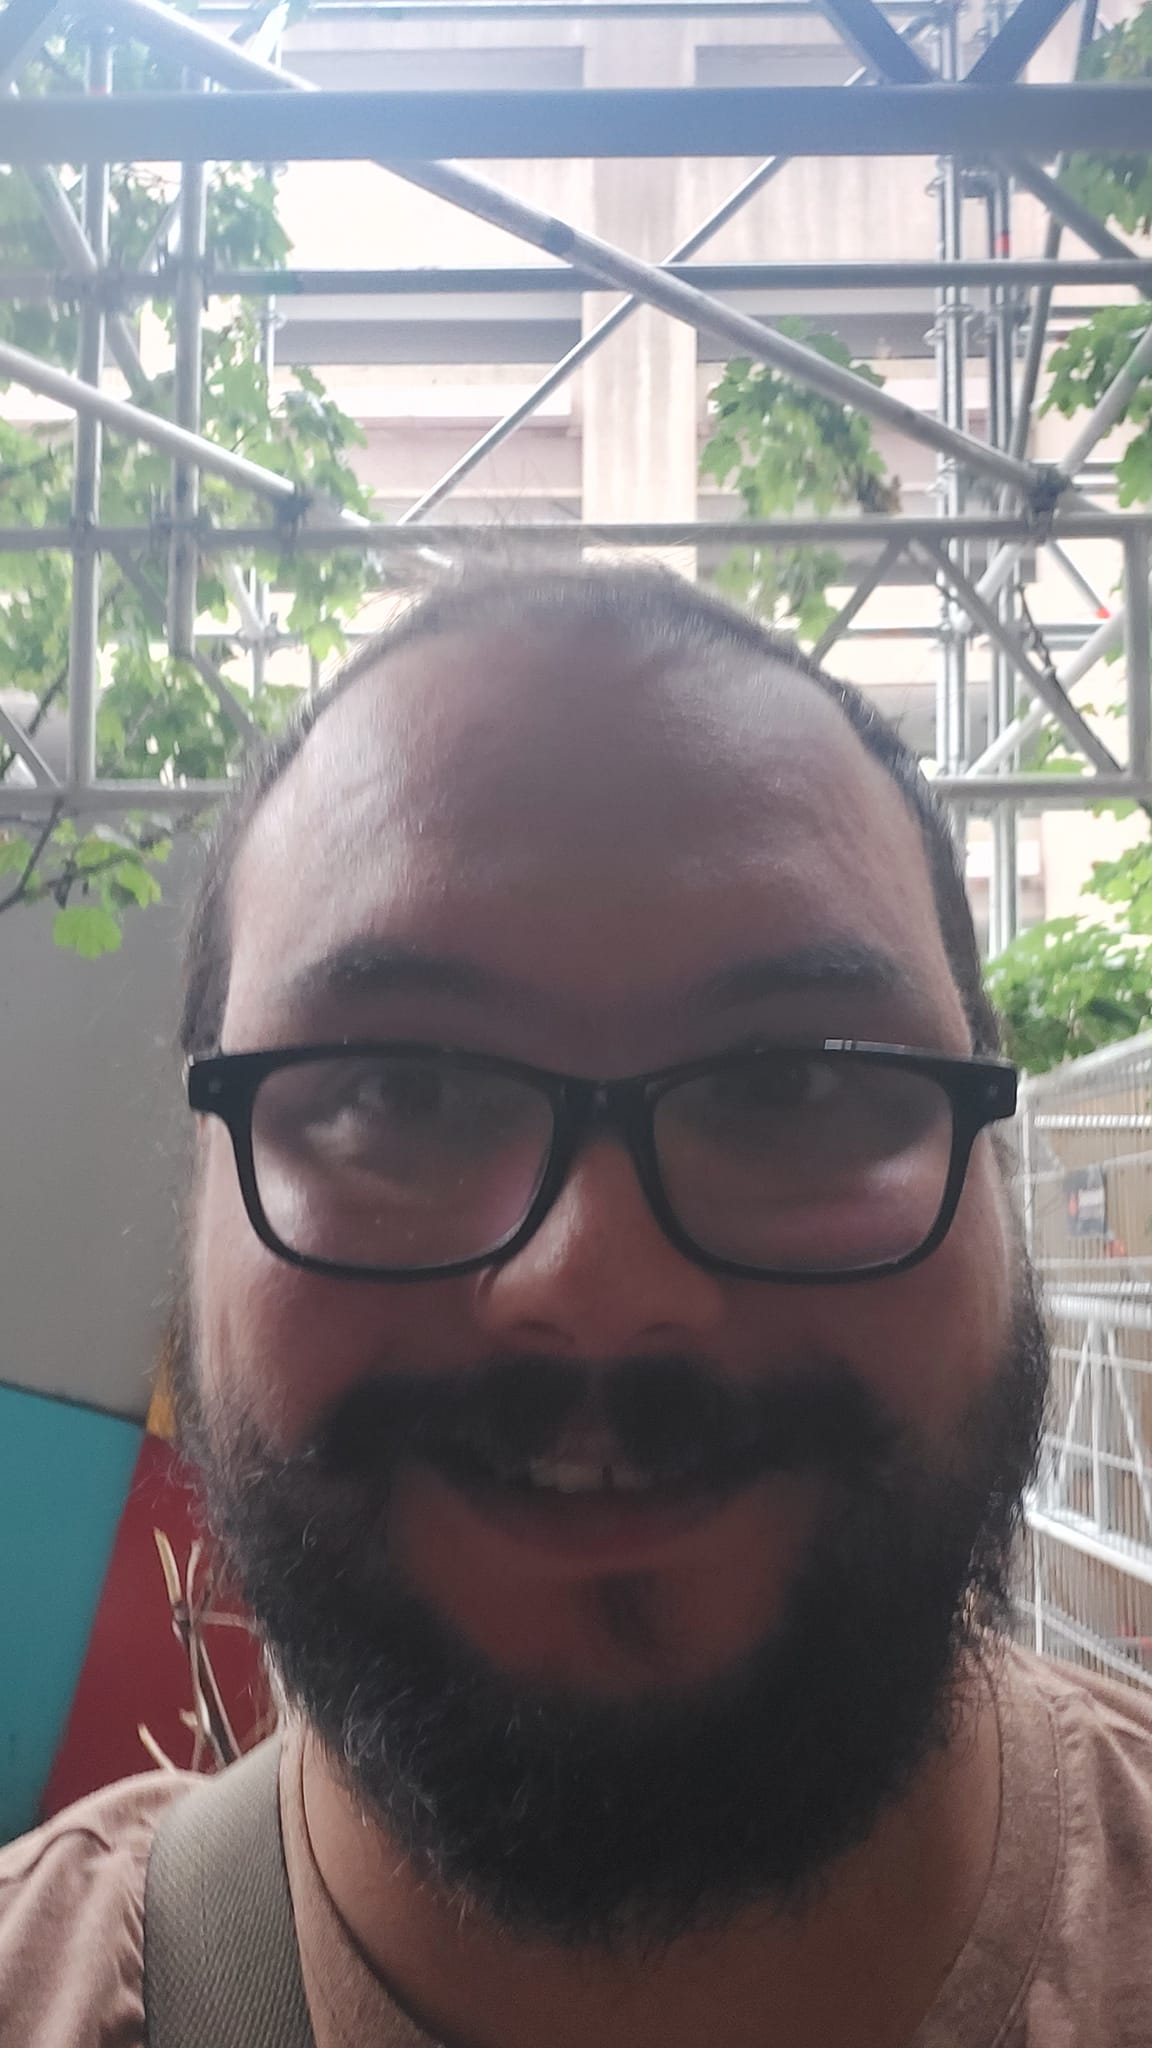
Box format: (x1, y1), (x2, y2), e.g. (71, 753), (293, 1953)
(446, 1476), (741, 1567)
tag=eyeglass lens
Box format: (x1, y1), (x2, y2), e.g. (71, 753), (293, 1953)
(252, 1055), (556, 1270)
(248, 1050), (956, 1275)
(652, 1055), (953, 1273)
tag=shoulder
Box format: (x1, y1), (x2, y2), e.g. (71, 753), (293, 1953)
(1006, 1646), (1152, 1978)
(0, 1767), (195, 2048)
(1014, 1642), (1152, 1798)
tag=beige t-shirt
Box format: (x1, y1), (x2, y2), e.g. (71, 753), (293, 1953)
(1, 1644), (1150, 2048)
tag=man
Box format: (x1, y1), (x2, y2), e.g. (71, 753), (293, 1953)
(2, 562), (1150, 2047)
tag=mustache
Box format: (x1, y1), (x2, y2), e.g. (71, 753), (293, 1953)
(311, 1353), (901, 1490)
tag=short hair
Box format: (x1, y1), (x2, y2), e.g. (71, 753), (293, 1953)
(179, 561), (998, 1058)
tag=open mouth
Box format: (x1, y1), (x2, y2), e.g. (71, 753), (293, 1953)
(390, 1414), (832, 1576)
(425, 1439), (759, 1502)
(407, 1440), (786, 1576)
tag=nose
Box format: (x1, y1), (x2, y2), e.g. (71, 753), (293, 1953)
(472, 1132), (727, 1357)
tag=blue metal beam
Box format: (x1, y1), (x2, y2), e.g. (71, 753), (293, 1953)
(22, 257), (1141, 296)
(3, 82), (1152, 161)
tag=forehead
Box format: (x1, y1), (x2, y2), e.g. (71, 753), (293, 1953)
(224, 622), (966, 1048)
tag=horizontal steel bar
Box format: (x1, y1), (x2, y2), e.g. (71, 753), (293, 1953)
(7, 257), (1151, 300)
(1017, 1599), (1152, 1692)
(1046, 1287), (1152, 1323)
(934, 775), (1152, 802)
(5, 767), (1152, 821)
(132, 511), (1152, 541)
(0, 781), (229, 817)
(5, 84), (1152, 163)
(1035, 1114), (1152, 1130)
(175, 256), (1152, 293)
(1039, 1441), (1148, 1480)
(1021, 1042), (1152, 1093)
(194, 0), (936, 13)
(1025, 1507), (1152, 1592)
(1, 514), (1149, 553)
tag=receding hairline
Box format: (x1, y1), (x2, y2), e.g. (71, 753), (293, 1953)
(180, 562), (998, 1060)
(278, 600), (865, 785)
(321, 564), (839, 706)
(249, 563), (912, 844)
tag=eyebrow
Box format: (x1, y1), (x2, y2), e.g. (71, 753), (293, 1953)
(695, 940), (918, 1010)
(280, 942), (524, 1012)
(279, 935), (916, 1019)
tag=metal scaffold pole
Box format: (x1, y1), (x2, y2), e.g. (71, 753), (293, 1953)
(985, 0), (1020, 957)
(9, 257), (1152, 299)
(10, 77), (1152, 159)
(0, 337), (305, 502)
(167, 84), (207, 661)
(1126, 533), (1152, 783)
(3, 514), (1152, 554)
(1009, 0), (1101, 469)
(931, 0), (971, 936)
(66, 27), (111, 791)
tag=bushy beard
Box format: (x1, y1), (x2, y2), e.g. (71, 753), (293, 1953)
(172, 1272), (1048, 1950)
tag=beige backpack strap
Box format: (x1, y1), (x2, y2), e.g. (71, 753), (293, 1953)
(143, 1736), (316, 2048)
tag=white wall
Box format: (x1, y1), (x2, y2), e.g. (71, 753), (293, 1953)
(0, 853), (195, 1420)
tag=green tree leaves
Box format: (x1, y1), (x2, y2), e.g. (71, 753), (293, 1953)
(698, 324), (896, 641)
(52, 903), (124, 958)
(0, 26), (377, 956)
(1063, 0), (1152, 236)
(1086, 838), (1152, 933)
(1043, 304), (1152, 507)
(985, 917), (1152, 1074)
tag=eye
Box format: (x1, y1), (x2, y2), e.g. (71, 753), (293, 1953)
(656, 1057), (845, 1159)
(744, 1059), (838, 1106)
(260, 1056), (551, 1182)
(335, 1063), (447, 1126)
(310, 1061), (495, 1154)
(707, 1058), (841, 1117)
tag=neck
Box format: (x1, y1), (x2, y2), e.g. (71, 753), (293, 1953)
(300, 1656), (1002, 2048)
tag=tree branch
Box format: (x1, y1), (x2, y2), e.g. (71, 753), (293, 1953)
(0, 801), (63, 913)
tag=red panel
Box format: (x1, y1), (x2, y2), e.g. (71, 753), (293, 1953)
(41, 1433), (268, 1816)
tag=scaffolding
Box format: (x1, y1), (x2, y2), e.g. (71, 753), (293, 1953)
(1, 0), (1152, 945)
(1019, 1034), (1152, 1693)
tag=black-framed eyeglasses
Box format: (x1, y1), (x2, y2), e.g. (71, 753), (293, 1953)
(188, 1039), (1016, 1286)
(188, 1040), (1012, 1277)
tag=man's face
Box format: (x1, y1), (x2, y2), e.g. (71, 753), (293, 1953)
(183, 620), (1044, 1938)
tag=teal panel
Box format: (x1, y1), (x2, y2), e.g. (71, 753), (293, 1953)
(0, 1386), (141, 1843)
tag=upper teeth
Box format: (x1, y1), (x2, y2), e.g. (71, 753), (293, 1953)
(526, 1459), (655, 1495)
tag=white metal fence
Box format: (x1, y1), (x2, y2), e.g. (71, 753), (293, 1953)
(1016, 1035), (1152, 1693)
